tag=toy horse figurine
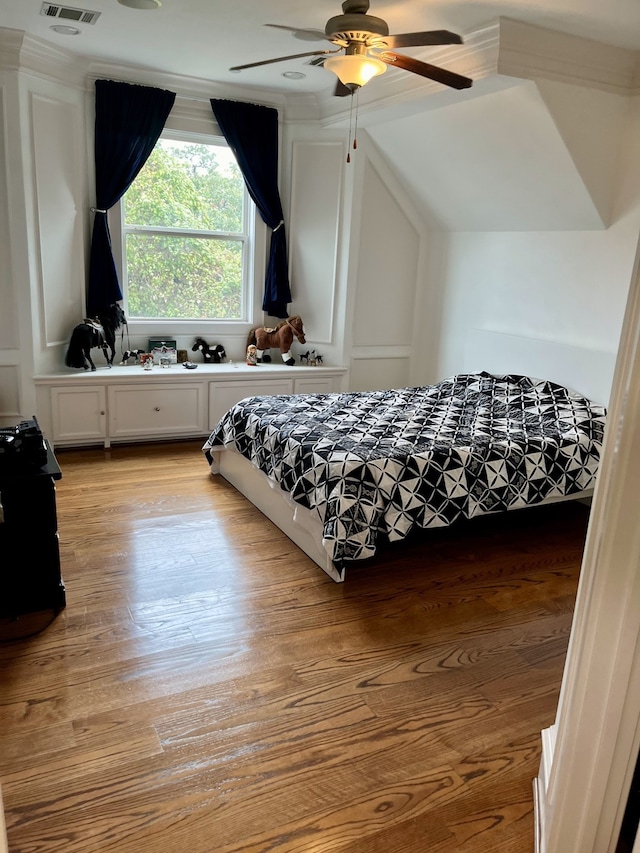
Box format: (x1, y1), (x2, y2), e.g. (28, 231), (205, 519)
(247, 316), (306, 366)
(192, 338), (226, 363)
(64, 319), (108, 371)
(65, 304), (127, 371)
(99, 303), (127, 366)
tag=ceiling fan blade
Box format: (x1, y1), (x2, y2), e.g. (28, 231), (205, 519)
(265, 24), (330, 42)
(380, 51), (472, 90)
(230, 49), (339, 72)
(381, 30), (463, 49)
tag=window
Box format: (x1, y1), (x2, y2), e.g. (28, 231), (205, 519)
(118, 133), (257, 325)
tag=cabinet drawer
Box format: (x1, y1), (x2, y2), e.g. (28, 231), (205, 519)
(50, 385), (106, 444)
(293, 376), (336, 395)
(108, 383), (206, 439)
(209, 378), (293, 428)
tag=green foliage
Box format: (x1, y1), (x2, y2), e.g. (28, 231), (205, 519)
(122, 140), (246, 320)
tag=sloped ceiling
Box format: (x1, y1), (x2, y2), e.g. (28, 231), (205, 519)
(366, 76), (629, 230)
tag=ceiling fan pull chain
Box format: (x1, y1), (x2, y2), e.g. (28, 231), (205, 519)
(353, 89), (359, 150)
(347, 93), (354, 163)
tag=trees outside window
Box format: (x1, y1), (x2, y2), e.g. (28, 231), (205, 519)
(120, 136), (251, 322)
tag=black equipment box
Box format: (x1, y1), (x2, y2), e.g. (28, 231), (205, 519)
(0, 416), (48, 472)
(0, 424), (65, 618)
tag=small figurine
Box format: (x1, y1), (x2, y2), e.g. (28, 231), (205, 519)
(246, 344), (258, 366)
(140, 353), (153, 370)
(192, 338), (226, 364)
(119, 349), (144, 365)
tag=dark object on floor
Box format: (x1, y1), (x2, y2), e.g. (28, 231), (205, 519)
(0, 437), (65, 622)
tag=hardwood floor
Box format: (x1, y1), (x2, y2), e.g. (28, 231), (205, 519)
(0, 440), (590, 852)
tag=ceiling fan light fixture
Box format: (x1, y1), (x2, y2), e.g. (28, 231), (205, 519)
(324, 53), (386, 90)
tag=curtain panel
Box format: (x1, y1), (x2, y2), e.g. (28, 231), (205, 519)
(87, 79), (176, 318)
(210, 99), (291, 318)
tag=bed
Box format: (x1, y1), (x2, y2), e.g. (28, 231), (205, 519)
(202, 371), (607, 582)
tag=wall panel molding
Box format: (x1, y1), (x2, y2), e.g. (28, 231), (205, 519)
(30, 91), (85, 351)
(0, 84), (19, 351)
(288, 140), (343, 345)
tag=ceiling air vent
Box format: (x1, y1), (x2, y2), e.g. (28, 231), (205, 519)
(40, 3), (101, 25)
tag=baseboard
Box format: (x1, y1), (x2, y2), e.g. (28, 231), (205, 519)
(533, 776), (544, 853)
(534, 725), (556, 853)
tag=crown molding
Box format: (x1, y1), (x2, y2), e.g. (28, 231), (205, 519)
(85, 59), (289, 111)
(3, 17), (639, 127)
(0, 27), (86, 90)
(497, 17), (640, 95)
(314, 17), (640, 128)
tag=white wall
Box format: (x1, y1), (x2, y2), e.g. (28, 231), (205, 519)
(0, 35), (88, 420)
(414, 90), (640, 404)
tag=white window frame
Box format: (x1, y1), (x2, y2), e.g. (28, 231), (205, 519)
(109, 127), (266, 337)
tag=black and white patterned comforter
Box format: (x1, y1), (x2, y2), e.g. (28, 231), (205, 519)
(203, 373), (606, 566)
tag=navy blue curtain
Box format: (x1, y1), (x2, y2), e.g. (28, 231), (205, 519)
(210, 99), (291, 318)
(87, 79), (176, 318)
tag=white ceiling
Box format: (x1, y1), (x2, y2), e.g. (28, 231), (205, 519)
(3, 0), (640, 98)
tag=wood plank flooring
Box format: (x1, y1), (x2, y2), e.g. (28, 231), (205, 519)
(0, 440), (590, 852)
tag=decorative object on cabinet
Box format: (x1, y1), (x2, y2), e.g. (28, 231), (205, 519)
(192, 338), (226, 364)
(100, 304), (128, 366)
(65, 304), (127, 370)
(65, 319), (109, 371)
(246, 316), (306, 366)
(300, 349), (323, 365)
(119, 349), (144, 365)
(149, 340), (177, 365)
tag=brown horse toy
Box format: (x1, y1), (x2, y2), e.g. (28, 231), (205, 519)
(247, 316), (306, 366)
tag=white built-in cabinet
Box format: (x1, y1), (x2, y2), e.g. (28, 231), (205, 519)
(35, 364), (347, 448)
(50, 385), (107, 445)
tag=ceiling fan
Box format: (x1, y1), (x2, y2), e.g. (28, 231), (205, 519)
(229, 0), (473, 96)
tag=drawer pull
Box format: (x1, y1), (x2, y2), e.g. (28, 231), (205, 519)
(154, 407), (161, 412)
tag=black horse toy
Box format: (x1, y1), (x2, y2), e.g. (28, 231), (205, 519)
(65, 304), (127, 371)
(192, 338), (226, 364)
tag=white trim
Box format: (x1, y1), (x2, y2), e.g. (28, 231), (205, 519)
(535, 232), (640, 851)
